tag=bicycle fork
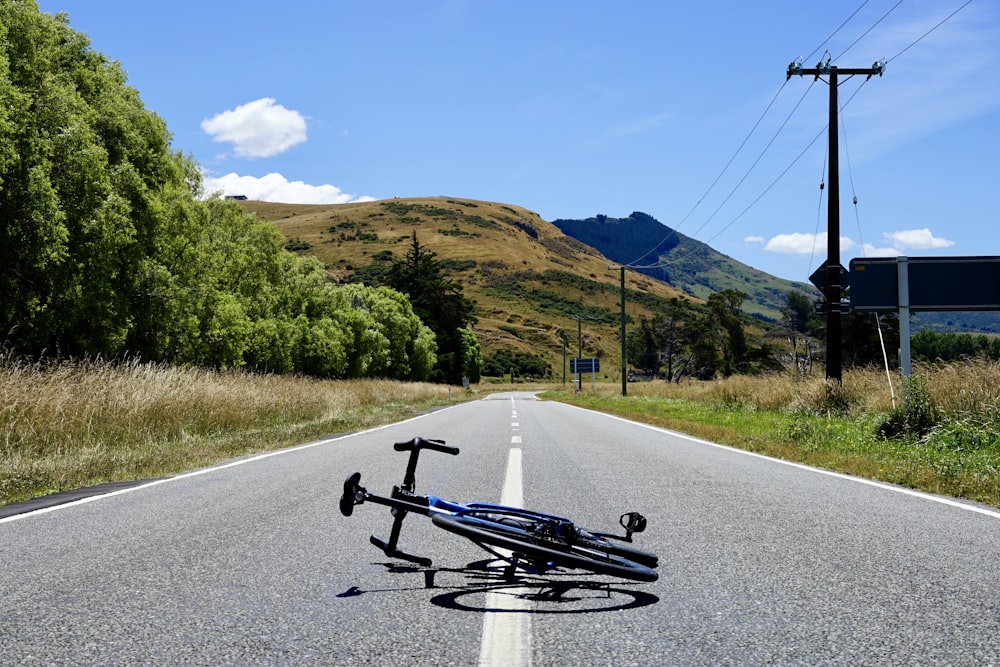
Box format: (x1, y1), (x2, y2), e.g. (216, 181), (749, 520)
(341, 473), (434, 566)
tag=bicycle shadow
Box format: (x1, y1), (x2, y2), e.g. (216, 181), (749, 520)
(336, 559), (659, 614)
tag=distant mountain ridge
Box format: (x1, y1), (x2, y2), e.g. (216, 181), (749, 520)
(552, 212), (818, 322)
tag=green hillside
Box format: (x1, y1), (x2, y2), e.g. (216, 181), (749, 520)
(552, 212), (819, 322)
(241, 198), (818, 380)
(241, 198), (698, 378)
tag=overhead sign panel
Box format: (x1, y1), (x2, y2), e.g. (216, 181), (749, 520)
(850, 256), (1000, 312)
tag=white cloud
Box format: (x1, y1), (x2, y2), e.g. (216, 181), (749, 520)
(763, 232), (856, 255)
(760, 227), (953, 260)
(859, 243), (902, 258)
(882, 228), (954, 250)
(201, 98), (307, 158)
(744, 235), (765, 244)
(202, 171), (375, 205)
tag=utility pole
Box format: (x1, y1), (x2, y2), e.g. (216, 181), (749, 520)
(570, 314), (597, 393)
(620, 265), (627, 397)
(608, 264), (629, 396)
(558, 330), (568, 385)
(787, 57), (884, 382)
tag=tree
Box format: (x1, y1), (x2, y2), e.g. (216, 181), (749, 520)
(626, 316), (661, 375)
(482, 349), (550, 379)
(685, 316), (720, 380)
(1, 5), (187, 356)
(707, 289), (749, 376)
(783, 291), (815, 335)
(779, 291), (822, 375)
(335, 284), (436, 381)
(657, 298), (694, 382)
(458, 327), (482, 383)
(0, 5), (441, 381)
(387, 232), (480, 384)
(626, 299), (699, 381)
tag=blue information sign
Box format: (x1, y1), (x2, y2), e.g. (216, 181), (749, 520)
(570, 358), (599, 374)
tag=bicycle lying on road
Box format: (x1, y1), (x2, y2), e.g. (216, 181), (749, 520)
(339, 437), (658, 582)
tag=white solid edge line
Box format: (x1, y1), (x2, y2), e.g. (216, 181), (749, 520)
(557, 401), (1000, 521)
(0, 403), (466, 525)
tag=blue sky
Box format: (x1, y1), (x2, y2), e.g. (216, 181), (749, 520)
(36, 1), (1000, 282)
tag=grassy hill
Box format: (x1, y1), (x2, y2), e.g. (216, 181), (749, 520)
(241, 198), (694, 379)
(552, 212), (819, 322)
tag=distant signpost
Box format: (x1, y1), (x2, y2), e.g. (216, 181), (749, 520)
(570, 357), (599, 393)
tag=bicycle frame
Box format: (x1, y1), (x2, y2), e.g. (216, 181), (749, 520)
(341, 437), (651, 576)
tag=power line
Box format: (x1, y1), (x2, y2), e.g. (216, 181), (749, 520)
(621, 0), (879, 270)
(629, 81), (817, 269)
(887, 0), (974, 63)
(623, 1), (975, 282)
(834, 0), (904, 61)
(625, 80), (790, 268)
(806, 0), (872, 62)
(693, 82), (817, 242)
(632, 76), (873, 274)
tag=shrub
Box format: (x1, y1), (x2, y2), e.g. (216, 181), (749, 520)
(876, 375), (937, 440)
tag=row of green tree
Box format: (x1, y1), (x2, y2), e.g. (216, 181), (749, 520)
(626, 290), (783, 381)
(911, 329), (1000, 362)
(627, 288), (960, 380)
(0, 4), (452, 381)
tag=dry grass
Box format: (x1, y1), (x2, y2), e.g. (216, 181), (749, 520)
(7, 356), (1000, 508)
(0, 356), (465, 505)
(587, 360), (1000, 417)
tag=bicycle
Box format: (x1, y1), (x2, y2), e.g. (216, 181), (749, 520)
(339, 437), (658, 582)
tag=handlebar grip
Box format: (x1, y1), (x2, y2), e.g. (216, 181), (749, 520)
(393, 437), (459, 456)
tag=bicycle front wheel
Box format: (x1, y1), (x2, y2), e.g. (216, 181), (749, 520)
(432, 513), (657, 582)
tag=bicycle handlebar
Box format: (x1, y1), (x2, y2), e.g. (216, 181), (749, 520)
(393, 437), (459, 456)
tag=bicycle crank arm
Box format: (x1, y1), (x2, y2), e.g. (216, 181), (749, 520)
(369, 535), (432, 567)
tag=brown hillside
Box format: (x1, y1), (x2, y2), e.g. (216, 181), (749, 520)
(241, 197), (693, 379)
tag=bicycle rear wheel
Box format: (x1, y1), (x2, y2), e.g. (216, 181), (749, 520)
(432, 513), (657, 582)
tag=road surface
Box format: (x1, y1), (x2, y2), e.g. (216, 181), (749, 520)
(4, 392), (1000, 665)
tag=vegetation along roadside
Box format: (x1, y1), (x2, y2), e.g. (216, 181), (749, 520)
(5, 356), (1000, 511)
(546, 360), (1000, 509)
(0, 355), (476, 507)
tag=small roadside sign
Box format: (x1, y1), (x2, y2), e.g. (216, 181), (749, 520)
(809, 260), (850, 292)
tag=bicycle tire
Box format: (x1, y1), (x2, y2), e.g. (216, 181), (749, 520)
(431, 513), (658, 582)
(575, 532), (659, 569)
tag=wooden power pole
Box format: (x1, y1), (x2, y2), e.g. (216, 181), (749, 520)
(787, 57), (885, 382)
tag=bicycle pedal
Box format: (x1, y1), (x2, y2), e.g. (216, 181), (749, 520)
(340, 472), (363, 517)
(620, 512), (647, 538)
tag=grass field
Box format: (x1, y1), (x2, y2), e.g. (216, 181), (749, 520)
(4, 355), (999, 509)
(547, 360), (1000, 507)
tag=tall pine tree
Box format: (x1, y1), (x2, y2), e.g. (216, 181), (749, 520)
(388, 232), (479, 384)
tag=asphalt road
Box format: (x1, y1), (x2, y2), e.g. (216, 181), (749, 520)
(3, 392), (1000, 666)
